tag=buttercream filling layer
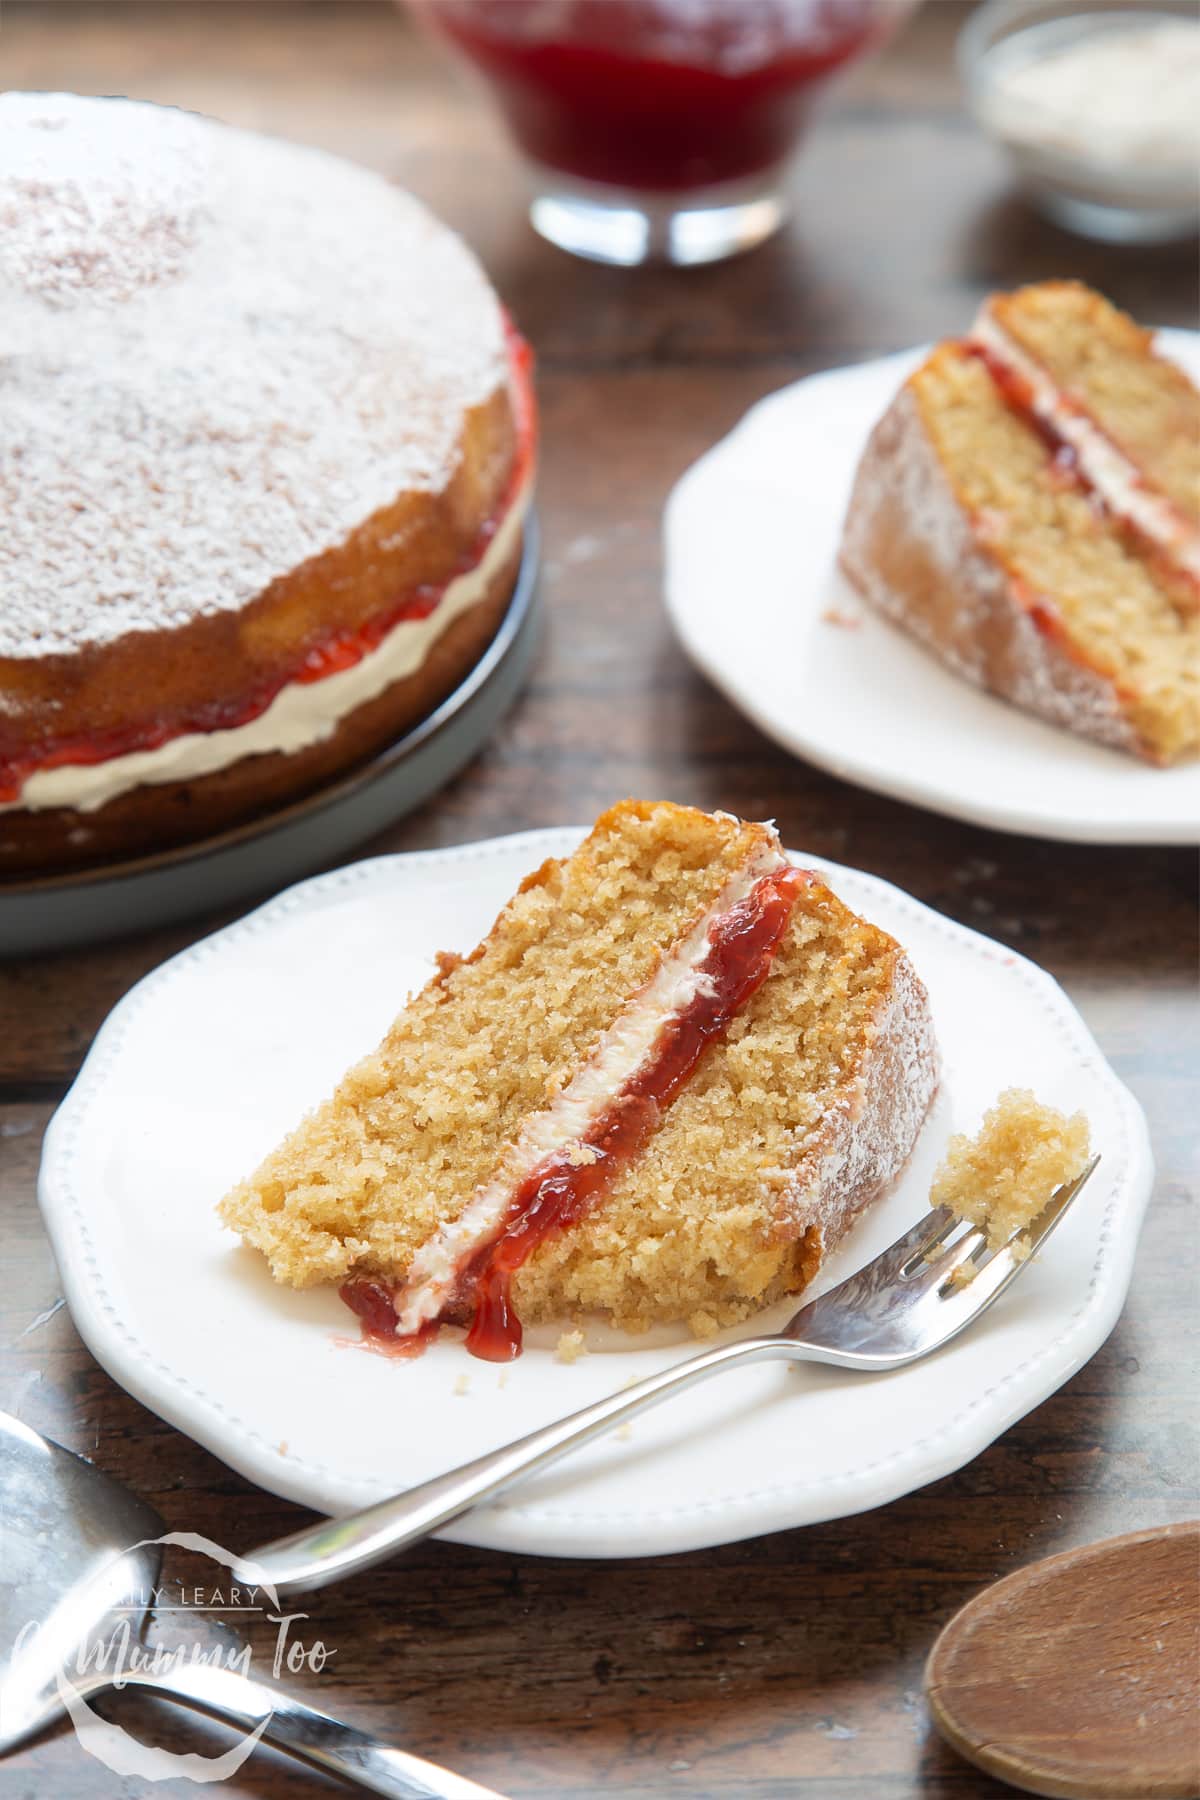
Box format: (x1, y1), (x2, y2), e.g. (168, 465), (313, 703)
(386, 838), (798, 1344)
(969, 308), (1200, 586)
(6, 479), (530, 816)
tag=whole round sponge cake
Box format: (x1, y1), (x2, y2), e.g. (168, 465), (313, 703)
(0, 92), (534, 873)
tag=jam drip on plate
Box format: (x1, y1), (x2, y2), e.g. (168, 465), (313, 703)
(342, 864), (810, 1363)
(340, 1279), (439, 1360)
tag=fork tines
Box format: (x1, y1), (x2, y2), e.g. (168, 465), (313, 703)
(902, 1154), (1102, 1297)
(931, 1153), (1102, 1303)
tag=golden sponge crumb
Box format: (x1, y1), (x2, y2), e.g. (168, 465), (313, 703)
(554, 1329), (588, 1365)
(931, 1088), (1091, 1250)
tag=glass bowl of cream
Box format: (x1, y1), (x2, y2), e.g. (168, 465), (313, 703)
(960, 0), (1200, 244)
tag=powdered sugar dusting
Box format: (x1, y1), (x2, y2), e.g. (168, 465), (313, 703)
(783, 946), (938, 1254)
(0, 93), (509, 659)
(1, 93), (209, 303)
(839, 382), (1142, 757)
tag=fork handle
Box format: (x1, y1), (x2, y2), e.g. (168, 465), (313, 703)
(246, 1336), (788, 1594)
(87, 1661), (505, 1799)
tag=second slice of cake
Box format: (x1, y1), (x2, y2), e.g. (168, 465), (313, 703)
(840, 281), (1200, 764)
(220, 801), (937, 1357)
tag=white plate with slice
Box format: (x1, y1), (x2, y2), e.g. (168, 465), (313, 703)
(39, 829), (1153, 1558)
(663, 331), (1200, 845)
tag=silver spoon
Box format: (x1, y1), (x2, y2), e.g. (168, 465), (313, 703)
(0, 1411), (504, 1798)
(248, 1161), (1099, 1594)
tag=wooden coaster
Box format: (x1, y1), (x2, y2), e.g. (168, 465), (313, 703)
(925, 1521), (1200, 1799)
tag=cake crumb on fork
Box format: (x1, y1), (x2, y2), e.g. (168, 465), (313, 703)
(931, 1088), (1091, 1256)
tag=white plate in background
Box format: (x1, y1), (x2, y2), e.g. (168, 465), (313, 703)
(664, 332), (1200, 844)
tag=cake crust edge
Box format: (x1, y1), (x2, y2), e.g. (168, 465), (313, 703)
(0, 527), (523, 873)
(838, 375), (1154, 762)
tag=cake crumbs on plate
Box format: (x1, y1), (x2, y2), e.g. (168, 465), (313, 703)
(555, 1329), (588, 1364)
(453, 1372), (471, 1396)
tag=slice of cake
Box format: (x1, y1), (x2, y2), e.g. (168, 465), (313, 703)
(220, 801), (937, 1359)
(840, 281), (1200, 763)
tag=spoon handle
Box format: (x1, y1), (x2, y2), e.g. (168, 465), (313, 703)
(246, 1335), (790, 1593)
(117, 1661), (506, 1799)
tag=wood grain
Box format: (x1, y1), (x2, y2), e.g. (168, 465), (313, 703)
(926, 1523), (1200, 1799)
(1, 5), (1198, 1797)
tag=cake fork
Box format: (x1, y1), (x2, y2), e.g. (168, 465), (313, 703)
(247, 1159), (1099, 1594)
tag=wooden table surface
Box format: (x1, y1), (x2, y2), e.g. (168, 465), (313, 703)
(2, 5), (1197, 1796)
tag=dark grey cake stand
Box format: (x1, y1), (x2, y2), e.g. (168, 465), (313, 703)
(2, 517), (541, 958)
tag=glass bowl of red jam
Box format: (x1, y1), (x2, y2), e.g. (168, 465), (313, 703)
(411, 0), (920, 265)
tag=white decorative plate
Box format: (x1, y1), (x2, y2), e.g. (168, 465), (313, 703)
(40, 831), (1153, 1557)
(663, 331), (1200, 844)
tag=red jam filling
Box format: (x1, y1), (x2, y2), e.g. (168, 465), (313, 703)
(965, 341), (1078, 470)
(342, 864), (811, 1362)
(965, 339), (1199, 609)
(1, 325), (535, 806)
(1011, 579), (1067, 648)
(340, 1280), (440, 1361)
